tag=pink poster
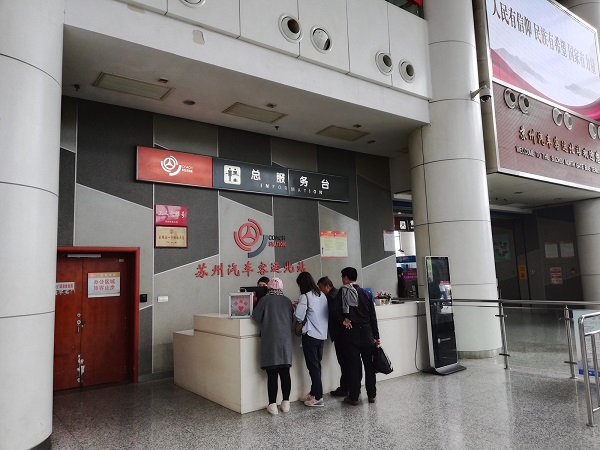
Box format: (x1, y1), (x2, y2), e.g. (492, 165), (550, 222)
(155, 205), (188, 226)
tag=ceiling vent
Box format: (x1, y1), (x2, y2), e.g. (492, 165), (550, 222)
(316, 125), (369, 141)
(222, 102), (286, 123)
(92, 72), (173, 100)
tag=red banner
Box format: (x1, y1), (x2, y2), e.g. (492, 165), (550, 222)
(137, 146), (213, 188)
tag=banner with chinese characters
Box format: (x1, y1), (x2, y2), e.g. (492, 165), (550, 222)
(195, 260), (307, 279)
(486, 0), (600, 120)
(320, 230), (348, 258)
(88, 272), (120, 298)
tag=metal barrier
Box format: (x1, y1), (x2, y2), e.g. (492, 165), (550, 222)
(577, 311), (600, 427)
(442, 298), (600, 425)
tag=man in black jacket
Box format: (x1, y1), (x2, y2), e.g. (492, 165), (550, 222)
(317, 276), (347, 397)
(334, 267), (380, 405)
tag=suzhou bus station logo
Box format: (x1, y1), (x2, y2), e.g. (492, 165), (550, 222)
(161, 155), (193, 177)
(234, 219), (286, 258)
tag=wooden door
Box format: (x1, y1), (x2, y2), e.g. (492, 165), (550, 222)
(54, 257), (84, 390)
(54, 254), (129, 389)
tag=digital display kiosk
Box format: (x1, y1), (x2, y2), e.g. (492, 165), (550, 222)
(424, 256), (465, 375)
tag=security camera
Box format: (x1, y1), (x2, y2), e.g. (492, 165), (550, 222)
(470, 84), (492, 102)
(479, 87), (492, 102)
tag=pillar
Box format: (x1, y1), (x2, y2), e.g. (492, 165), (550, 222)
(0, 1), (64, 448)
(409, 0), (501, 356)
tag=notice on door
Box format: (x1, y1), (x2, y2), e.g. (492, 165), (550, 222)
(88, 272), (121, 298)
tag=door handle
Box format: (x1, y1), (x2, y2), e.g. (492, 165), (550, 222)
(76, 319), (82, 335)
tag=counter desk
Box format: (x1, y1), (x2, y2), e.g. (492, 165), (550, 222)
(173, 301), (428, 413)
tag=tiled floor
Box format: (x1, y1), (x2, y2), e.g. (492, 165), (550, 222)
(51, 309), (600, 449)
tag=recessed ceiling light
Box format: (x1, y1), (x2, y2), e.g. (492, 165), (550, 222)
(92, 72), (173, 100)
(316, 126), (368, 141)
(223, 102), (286, 123)
(514, 191), (523, 194)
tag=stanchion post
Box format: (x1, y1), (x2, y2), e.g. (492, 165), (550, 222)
(564, 305), (577, 380)
(579, 315), (595, 427)
(497, 302), (510, 370)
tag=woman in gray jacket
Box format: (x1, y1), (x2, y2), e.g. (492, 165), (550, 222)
(252, 277), (294, 415)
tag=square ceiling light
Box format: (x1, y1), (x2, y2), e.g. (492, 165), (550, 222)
(222, 102), (286, 123)
(316, 125), (369, 141)
(92, 72), (173, 100)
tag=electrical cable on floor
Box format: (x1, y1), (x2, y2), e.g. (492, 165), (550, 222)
(414, 312), (423, 371)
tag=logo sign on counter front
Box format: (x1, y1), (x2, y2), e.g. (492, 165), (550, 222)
(137, 146), (213, 188)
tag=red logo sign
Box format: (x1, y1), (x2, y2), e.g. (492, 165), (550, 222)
(234, 219), (267, 257)
(137, 146), (213, 187)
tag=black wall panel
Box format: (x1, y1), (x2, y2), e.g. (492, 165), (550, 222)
(77, 101), (154, 208)
(138, 305), (153, 376)
(273, 196), (319, 264)
(154, 184), (219, 274)
(358, 176), (393, 267)
(316, 145), (358, 220)
(57, 148), (75, 246)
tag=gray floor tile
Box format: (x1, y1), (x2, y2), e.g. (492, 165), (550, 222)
(50, 310), (600, 449)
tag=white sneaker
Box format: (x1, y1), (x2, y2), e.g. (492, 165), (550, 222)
(299, 393), (314, 402)
(280, 400), (290, 413)
(267, 403), (279, 415)
(304, 397), (324, 407)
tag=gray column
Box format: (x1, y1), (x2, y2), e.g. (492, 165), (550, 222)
(409, 0), (501, 356)
(0, 1), (64, 448)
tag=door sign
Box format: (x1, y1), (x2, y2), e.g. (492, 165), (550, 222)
(88, 272), (121, 298)
(56, 282), (75, 295)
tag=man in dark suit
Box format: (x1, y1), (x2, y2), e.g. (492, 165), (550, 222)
(333, 267), (380, 405)
(317, 276), (347, 397)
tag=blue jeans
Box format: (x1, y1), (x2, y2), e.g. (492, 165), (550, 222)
(302, 334), (325, 399)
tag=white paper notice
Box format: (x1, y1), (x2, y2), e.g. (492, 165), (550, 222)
(545, 242), (559, 259)
(560, 241), (575, 258)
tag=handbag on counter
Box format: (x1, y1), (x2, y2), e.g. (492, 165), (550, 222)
(372, 345), (394, 374)
(293, 294), (309, 337)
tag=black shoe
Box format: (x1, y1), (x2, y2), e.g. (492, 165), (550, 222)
(343, 396), (360, 406)
(330, 388), (348, 397)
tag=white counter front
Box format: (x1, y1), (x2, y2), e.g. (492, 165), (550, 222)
(174, 301), (428, 413)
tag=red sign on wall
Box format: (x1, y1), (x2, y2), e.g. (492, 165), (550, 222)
(155, 205), (188, 226)
(137, 146), (213, 188)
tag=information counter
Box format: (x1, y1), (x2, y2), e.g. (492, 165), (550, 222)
(173, 301), (427, 413)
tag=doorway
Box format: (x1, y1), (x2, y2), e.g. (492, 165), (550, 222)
(54, 247), (139, 390)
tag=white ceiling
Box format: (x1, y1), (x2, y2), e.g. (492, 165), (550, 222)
(61, 26), (600, 213)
